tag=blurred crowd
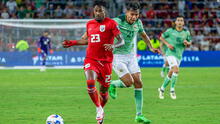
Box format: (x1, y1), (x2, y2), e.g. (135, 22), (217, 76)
(0, 0), (220, 51)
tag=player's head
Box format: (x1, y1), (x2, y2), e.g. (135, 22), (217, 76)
(175, 16), (185, 28)
(93, 0), (106, 22)
(43, 30), (49, 36)
(125, 2), (140, 24)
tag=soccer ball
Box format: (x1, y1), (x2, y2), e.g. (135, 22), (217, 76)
(46, 114), (64, 124)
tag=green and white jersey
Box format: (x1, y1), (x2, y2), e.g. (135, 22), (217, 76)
(162, 28), (191, 60)
(113, 15), (145, 54)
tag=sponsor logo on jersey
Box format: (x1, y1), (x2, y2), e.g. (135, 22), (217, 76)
(100, 25), (105, 32)
(85, 63), (90, 68)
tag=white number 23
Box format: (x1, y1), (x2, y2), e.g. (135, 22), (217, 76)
(91, 34), (100, 43)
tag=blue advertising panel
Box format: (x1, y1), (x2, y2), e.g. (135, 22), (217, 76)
(0, 51), (85, 66)
(137, 51), (220, 67)
(0, 51), (220, 67)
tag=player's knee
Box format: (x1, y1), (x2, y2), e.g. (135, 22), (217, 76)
(173, 67), (179, 73)
(134, 80), (143, 88)
(87, 80), (96, 93)
(124, 80), (134, 87)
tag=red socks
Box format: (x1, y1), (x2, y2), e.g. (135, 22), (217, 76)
(87, 80), (100, 107)
(100, 92), (109, 107)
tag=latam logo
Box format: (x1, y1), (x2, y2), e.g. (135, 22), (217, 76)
(0, 57), (6, 63)
(32, 55), (63, 65)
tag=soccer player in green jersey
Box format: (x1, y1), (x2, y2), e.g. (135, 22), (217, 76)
(160, 42), (169, 78)
(158, 16), (192, 99)
(109, 2), (160, 124)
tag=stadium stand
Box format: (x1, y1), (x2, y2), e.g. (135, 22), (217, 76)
(0, 0), (220, 51)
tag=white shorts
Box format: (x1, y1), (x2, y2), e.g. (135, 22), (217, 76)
(167, 56), (181, 68)
(162, 55), (167, 62)
(113, 54), (141, 78)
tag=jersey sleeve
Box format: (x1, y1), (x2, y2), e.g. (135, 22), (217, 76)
(138, 19), (145, 33)
(162, 28), (172, 38)
(186, 30), (192, 42)
(111, 20), (121, 37)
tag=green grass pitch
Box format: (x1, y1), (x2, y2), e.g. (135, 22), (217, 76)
(0, 68), (219, 124)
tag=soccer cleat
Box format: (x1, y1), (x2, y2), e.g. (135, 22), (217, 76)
(158, 88), (164, 99)
(96, 107), (104, 123)
(40, 66), (46, 72)
(97, 118), (104, 124)
(170, 91), (176, 99)
(109, 84), (117, 99)
(135, 115), (151, 124)
(160, 71), (165, 78)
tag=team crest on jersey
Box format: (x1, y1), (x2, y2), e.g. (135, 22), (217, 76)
(100, 25), (105, 32)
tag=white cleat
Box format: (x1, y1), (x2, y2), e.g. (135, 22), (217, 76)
(170, 91), (177, 99)
(96, 107), (104, 123)
(158, 88), (164, 99)
(40, 66), (46, 72)
(160, 71), (165, 78)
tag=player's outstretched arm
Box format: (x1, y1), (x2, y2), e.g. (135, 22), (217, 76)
(104, 34), (125, 51)
(140, 32), (160, 53)
(159, 36), (174, 50)
(62, 32), (88, 48)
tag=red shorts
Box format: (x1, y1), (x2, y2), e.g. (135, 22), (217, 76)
(84, 58), (112, 88)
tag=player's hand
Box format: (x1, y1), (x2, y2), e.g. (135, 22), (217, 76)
(104, 44), (114, 51)
(62, 40), (77, 48)
(167, 44), (174, 50)
(50, 49), (54, 54)
(37, 48), (41, 53)
(183, 40), (190, 47)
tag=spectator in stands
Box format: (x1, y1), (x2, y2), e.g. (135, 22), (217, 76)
(47, 4), (55, 18)
(215, 42), (220, 50)
(25, 6), (34, 18)
(6, 0), (17, 15)
(1, 8), (9, 19)
(16, 40), (29, 52)
(63, 5), (73, 19)
(200, 36), (210, 51)
(178, 0), (185, 16)
(37, 5), (46, 18)
(54, 5), (63, 18)
(17, 6), (26, 19)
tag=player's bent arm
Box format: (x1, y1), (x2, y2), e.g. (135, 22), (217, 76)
(62, 39), (88, 48)
(159, 42), (165, 56)
(140, 32), (160, 53)
(113, 34), (125, 48)
(140, 32), (153, 50)
(81, 32), (88, 40)
(160, 36), (174, 50)
(104, 34), (125, 51)
(183, 40), (192, 47)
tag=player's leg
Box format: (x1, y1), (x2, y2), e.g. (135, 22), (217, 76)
(99, 84), (109, 108)
(40, 51), (47, 72)
(127, 57), (151, 124)
(85, 69), (104, 123)
(169, 58), (180, 99)
(158, 56), (176, 99)
(131, 72), (151, 124)
(85, 70), (101, 107)
(161, 56), (170, 77)
(109, 56), (133, 99)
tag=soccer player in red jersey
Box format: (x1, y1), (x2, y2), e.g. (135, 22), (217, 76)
(62, 1), (124, 123)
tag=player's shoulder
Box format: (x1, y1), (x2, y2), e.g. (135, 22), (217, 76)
(113, 15), (126, 23)
(166, 28), (174, 32)
(87, 19), (96, 24)
(183, 28), (190, 34)
(105, 17), (117, 23)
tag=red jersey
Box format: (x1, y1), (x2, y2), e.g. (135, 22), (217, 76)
(86, 17), (120, 62)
